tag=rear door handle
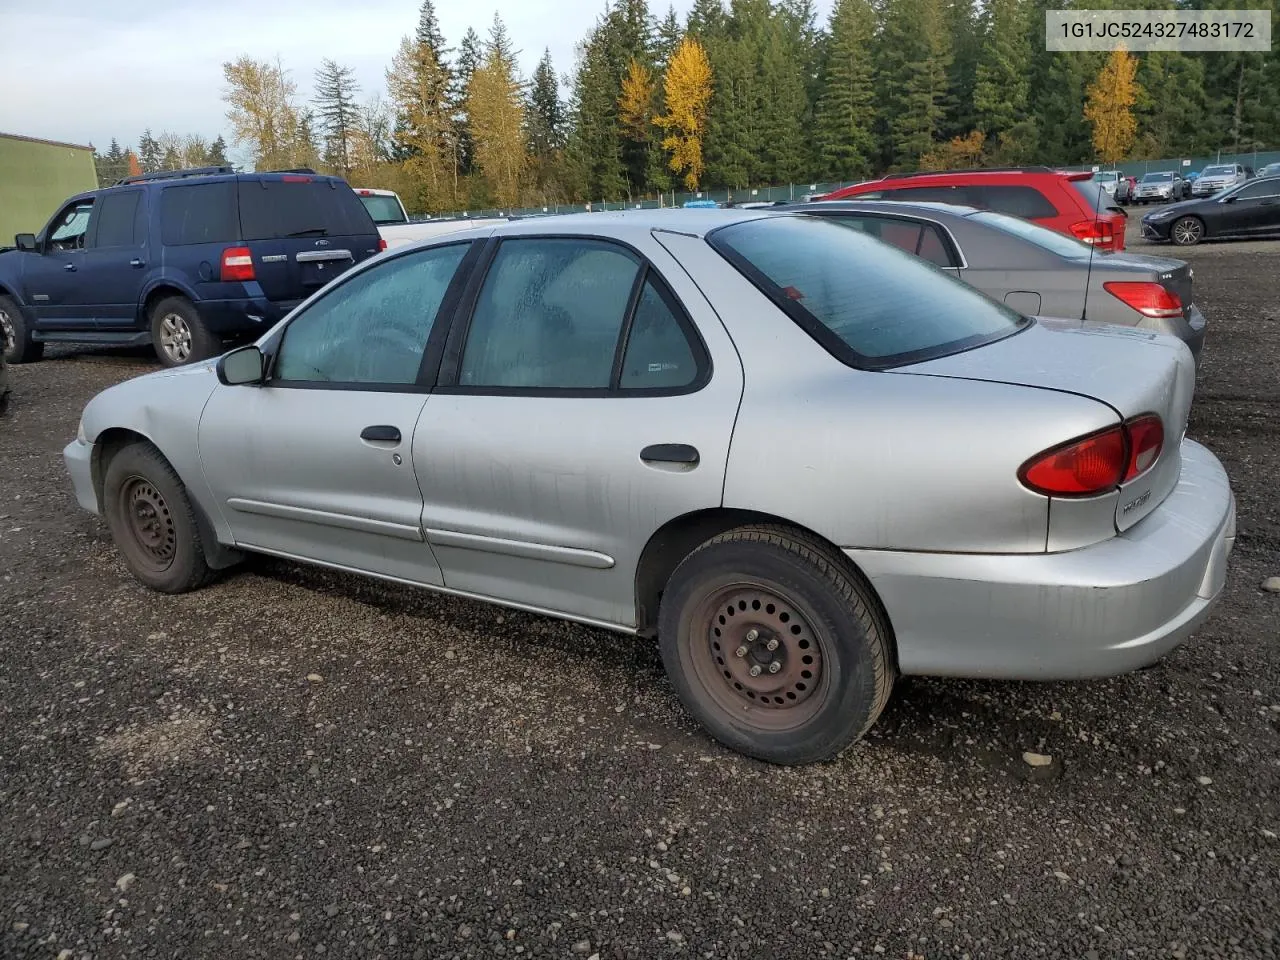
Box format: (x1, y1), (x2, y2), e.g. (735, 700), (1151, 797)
(63, 263), (76, 272)
(360, 425), (401, 443)
(130, 258), (145, 268)
(640, 443), (699, 466)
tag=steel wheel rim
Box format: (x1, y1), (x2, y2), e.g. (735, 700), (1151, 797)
(118, 476), (177, 573)
(1174, 219), (1201, 244)
(689, 583), (829, 732)
(0, 309), (14, 355)
(159, 313), (192, 363)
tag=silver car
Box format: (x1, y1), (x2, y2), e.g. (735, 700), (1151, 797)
(790, 200), (1207, 357)
(1135, 171), (1188, 203)
(63, 211), (1236, 765)
(1192, 163), (1252, 197)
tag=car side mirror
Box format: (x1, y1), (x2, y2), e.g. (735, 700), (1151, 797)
(217, 344), (266, 385)
(14, 233), (37, 252)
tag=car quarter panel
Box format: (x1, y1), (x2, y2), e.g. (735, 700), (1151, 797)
(654, 230), (1119, 554)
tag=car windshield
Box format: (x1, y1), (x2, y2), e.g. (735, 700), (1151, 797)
(359, 194), (406, 225)
(710, 216), (1025, 368)
(970, 211), (1094, 259)
(1142, 172), (1174, 182)
(1201, 166), (1235, 177)
(1092, 171), (1120, 181)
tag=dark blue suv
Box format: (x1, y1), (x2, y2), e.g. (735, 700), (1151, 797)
(0, 166), (384, 366)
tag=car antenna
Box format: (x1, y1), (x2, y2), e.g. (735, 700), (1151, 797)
(1081, 171), (1106, 323)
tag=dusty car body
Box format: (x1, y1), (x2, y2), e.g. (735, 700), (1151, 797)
(63, 210), (1236, 764)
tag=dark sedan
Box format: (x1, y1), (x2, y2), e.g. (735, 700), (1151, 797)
(1142, 175), (1280, 246)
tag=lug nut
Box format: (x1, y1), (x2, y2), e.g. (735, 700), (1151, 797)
(768, 661), (782, 674)
(765, 638), (779, 652)
(746, 629), (759, 642)
(749, 665), (762, 677)
(735, 645), (748, 658)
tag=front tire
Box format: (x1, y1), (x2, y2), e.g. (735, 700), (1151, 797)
(658, 526), (895, 765)
(0, 295), (44, 364)
(1171, 216), (1204, 246)
(150, 296), (218, 367)
(102, 442), (213, 593)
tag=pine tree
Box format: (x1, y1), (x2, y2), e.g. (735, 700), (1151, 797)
(687, 0), (726, 39)
(1085, 48), (1140, 165)
(655, 6), (683, 66)
(758, 18), (807, 183)
(814, 0), (878, 181)
(468, 24), (527, 206)
(877, 0), (952, 169)
(387, 0), (456, 209)
(138, 129), (161, 173)
(454, 27), (483, 175)
(971, 0), (1031, 138)
(564, 13), (628, 201)
(1135, 52), (1208, 158)
(314, 58), (361, 176)
(528, 49), (564, 156)
(656, 37), (714, 189)
(161, 144), (182, 171)
(209, 136), (229, 165)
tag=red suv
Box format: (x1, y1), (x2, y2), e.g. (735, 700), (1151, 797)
(822, 166), (1128, 252)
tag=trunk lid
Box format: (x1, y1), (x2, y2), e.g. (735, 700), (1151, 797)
(896, 321), (1196, 531)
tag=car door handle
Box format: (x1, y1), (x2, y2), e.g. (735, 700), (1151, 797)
(641, 443), (699, 466)
(360, 425), (401, 443)
(130, 258), (145, 268)
(63, 262), (76, 272)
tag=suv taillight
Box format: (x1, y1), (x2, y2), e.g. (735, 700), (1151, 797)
(1019, 415), (1164, 497)
(1070, 218), (1119, 252)
(1103, 281), (1182, 319)
(220, 247), (255, 282)
(378, 238), (387, 251)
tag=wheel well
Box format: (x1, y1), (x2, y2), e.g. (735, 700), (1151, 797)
(633, 509), (893, 645)
(141, 285), (189, 322)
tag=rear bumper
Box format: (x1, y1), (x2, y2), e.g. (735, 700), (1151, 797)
(846, 439), (1235, 680)
(197, 297), (301, 337)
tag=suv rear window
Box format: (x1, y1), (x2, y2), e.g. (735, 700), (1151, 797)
(161, 182), (238, 246)
(710, 216), (1024, 369)
(971, 185), (1058, 219)
(237, 179), (377, 240)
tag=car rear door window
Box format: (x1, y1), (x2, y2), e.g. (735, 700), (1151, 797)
(968, 185), (1058, 219)
(161, 182), (238, 246)
(891, 185), (975, 205)
(91, 191), (144, 248)
(1234, 180), (1280, 200)
(238, 179), (376, 240)
(274, 243), (470, 385)
(458, 239), (641, 390)
(619, 278), (700, 389)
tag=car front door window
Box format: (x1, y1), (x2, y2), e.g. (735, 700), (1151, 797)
(48, 201), (94, 251)
(274, 243), (470, 385)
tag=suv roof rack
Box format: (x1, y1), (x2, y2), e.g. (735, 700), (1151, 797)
(880, 165), (1056, 180)
(115, 165), (236, 186)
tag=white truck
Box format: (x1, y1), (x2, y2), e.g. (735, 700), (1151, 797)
(354, 188), (513, 249)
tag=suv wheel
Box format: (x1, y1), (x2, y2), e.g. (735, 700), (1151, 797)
(0, 295), (45, 364)
(150, 296), (218, 367)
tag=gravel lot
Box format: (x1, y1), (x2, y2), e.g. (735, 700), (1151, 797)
(1, 219), (1278, 960)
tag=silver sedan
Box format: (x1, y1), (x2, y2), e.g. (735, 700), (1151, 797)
(790, 199), (1207, 357)
(64, 210), (1236, 765)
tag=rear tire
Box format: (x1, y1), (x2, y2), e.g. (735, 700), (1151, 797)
(102, 442), (213, 594)
(0, 295), (44, 364)
(658, 525), (895, 765)
(150, 296), (218, 367)
(1171, 216), (1204, 247)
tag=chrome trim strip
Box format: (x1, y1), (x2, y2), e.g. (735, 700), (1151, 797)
(226, 497), (423, 541)
(425, 528), (615, 569)
(295, 250), (354, 263)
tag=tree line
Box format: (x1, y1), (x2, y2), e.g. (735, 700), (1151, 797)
(109, 0), (1280, 213)
(93, 132), (230, 187)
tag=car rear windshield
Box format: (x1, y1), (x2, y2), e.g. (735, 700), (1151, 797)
(1142, 172), (1174, 181)
(237, 179), (378, 240)
(969, 211), (1093, 259)
(358, 194), (407, 225)
(709, 216), (1026, 369)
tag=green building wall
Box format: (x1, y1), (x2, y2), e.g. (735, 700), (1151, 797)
(0, 133), (99, 242)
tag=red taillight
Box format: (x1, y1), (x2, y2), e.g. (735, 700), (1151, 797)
(1103, 281), (1183, 319)
(1123, 414), (1164, 481)
(378, 238), (387, 251)
(1020, 415), (1164, 497)
(1070, 218), (1119, 252)
(358, 189), (372, 196)
(282, 174), (312, 183)
(220, 246), (255, 282)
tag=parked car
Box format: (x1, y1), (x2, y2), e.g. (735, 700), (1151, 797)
(353, 187), (514, 250)
(0, 166), (384, 367)
(63, 210), (1234, 765)
(1114, 175), (1138, 205)
(1141, 175), (1280, 246)
(1092, 170), (1125, 196)
(1258, 162), (1280, 178)
(785, 199), (1207, 357)
(1134, 171), (1190, 204)
(1191, 163), (1253, 198)
(822, 166), (1129, 251)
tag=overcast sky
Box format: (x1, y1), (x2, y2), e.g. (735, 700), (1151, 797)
(0, 0), (830, 164)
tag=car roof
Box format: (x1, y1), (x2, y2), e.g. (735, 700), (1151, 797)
(491, 208), (774, 238)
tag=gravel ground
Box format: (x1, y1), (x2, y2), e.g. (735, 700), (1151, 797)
(1, 219), (1278, 960)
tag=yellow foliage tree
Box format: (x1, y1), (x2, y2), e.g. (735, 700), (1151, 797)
(920, 130), (986, 170)
(386, 34), (456, 211)
(1084, 48), (1140, 165)
(619, 59), (655, 145)
(467, 49), (527, 208)
(655, 38), (713, 191)
(222, 56), (313, 170)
